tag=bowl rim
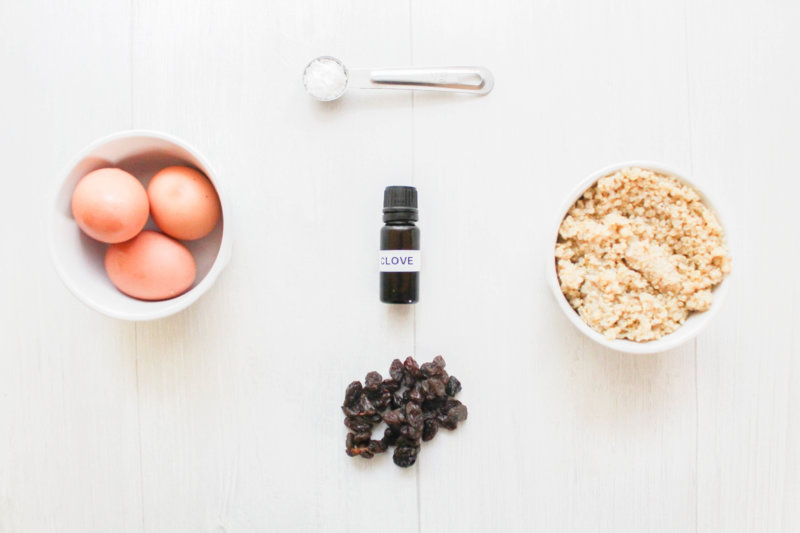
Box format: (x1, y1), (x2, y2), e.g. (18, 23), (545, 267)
(48, 128), (233, 321)
(545, 160), (732, 354)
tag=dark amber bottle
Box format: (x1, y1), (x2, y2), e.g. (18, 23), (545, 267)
(380, 186), (420, 304)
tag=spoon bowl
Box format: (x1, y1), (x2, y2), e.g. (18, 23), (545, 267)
(303, 56), (349, 101)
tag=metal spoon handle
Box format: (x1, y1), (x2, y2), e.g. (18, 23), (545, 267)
(347, 66), (494, 95)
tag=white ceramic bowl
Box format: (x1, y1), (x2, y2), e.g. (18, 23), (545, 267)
(49, 130), (233, 321)
(546, 161), (732, 354)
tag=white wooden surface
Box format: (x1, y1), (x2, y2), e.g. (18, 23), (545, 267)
(0, 0), (798, 531)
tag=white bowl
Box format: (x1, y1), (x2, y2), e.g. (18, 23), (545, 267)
(546, 161), (732, 354)
(49, 130), (233, 321)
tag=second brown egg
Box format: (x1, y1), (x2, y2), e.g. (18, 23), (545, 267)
(148, 165), (221, 240)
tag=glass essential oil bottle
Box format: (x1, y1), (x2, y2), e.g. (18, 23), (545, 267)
(380, 186), (420, 304)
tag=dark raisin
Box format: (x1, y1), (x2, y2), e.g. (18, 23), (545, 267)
(353, 431), (371, 445)
(389, 359), (404, 382)
(423, 378), (445, 399)
(343, 381), (362, 408)
(420, 362), (437, 378)
(422, 418), (439, 441)
(405, 402), (423, 430)
(445, 376), (462, 397)
(382, 378), (400, 392)
(399, 424), (421, 441)
(368, 439), (388, 454)
(374, 389), (391, 411)
(382, 427), (399, 446)
(421, 356), (447, 378)
(364, 371), (383, 391)
(354, 394), (376, 416)
(382, 408), (405, 429)
(438, 413), (458, 430)
(391, 391), (404, 409)
(422, 397), (445, 413)
(407, 385), (423, 404)
(448, 403), (468, 422)
(404, 356), (422, 380)
(443, 397), (462, 412)
(344, 417), (373, 433)
(393, 446), (419, 467)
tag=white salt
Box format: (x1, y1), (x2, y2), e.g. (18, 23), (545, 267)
(303, 57), (348, 101)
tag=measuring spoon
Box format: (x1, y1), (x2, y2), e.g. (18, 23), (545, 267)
(303, 56), (494, 101)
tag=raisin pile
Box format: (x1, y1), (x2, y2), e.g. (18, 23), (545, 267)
(342, 355), (467, 467)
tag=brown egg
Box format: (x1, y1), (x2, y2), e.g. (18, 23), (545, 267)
(71, 168), (149, 243)
(105, 231), (196, 301)
(148, 165), (221, 241)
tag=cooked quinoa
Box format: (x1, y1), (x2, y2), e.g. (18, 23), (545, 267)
(555, 167), (732, 342)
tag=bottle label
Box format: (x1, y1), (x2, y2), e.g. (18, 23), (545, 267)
(379, 250), (421, 272)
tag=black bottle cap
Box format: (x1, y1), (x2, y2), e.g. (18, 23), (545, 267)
(383, 186), (418, 222)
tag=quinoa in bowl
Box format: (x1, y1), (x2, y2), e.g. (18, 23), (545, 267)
(554, 166), (732, 342)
